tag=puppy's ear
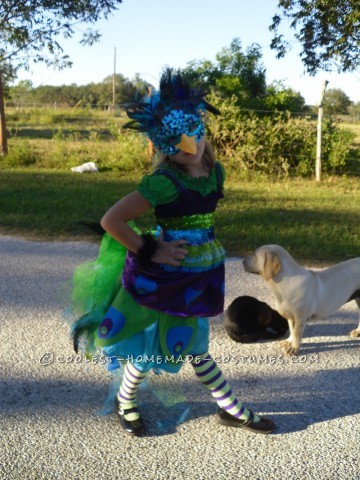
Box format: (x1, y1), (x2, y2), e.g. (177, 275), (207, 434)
(263, 252), (281, 281)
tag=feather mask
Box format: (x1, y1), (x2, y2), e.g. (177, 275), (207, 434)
(124, 68), (220, 155)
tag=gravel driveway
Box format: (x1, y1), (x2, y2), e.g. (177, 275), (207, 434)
(0, 236), (359, 480)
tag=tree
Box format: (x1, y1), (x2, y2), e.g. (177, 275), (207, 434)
(0, 0), (123, 154)
(215, 39), (267, 102)
(0, 63), (16, 154)
(8, 74), (142, 109)
(7, 79), (34, 105)
(184, 38), (308, 113)
(131, 74), (154, 100)
(263, 82), (306, 112)
(270, 0), (360, 75)
(184, 38), (267, 109)
(348, 102), (360, 121)
(323, 89), (352, 116)
(102, 74), (138, 106)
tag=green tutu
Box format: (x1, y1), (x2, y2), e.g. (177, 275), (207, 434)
(69, 232), (128, 356)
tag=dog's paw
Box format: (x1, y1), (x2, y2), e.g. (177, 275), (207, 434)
(349, 329), (360, 338)
(279, 340), (299, 356)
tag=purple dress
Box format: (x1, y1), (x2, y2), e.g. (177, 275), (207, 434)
(122, 162), (225, 317)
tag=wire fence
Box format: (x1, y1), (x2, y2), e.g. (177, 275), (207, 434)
(3, 102), (360, 177)
(5, 102), (360, 125)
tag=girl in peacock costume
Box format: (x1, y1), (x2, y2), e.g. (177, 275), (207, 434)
(71, 68), (275, 436)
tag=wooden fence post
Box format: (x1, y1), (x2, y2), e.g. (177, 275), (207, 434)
(112, 46), (116, 111)
(315, 80), (329, 181)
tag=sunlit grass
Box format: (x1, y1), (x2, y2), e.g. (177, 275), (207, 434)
(1, 108), (359, 262)
(1, 170), (359, 262)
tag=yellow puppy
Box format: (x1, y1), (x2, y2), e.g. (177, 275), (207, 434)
(243, 245), (360, 355)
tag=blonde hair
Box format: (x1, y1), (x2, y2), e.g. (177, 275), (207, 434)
(153, 140), (216, 173)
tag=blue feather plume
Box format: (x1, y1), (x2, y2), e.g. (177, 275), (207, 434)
(123, 67), (219, 134)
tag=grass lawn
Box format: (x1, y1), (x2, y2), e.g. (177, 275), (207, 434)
(0, 169), (359, 263)
(1, 108), (359, 263)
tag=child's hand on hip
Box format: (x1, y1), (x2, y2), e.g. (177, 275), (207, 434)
(152, 240), (188, 266)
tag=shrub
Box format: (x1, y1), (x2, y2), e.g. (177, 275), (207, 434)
(3, 140), (37, 167)
(3, 105), (356, 177)
(206, 94), (354, 177)
(321, 119), (355, 174)
(95, 132), (149, 172)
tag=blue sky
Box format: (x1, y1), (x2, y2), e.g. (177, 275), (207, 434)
(16, 0), (360, 105)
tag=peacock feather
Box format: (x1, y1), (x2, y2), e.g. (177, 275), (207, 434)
(123, 67), (219, 135)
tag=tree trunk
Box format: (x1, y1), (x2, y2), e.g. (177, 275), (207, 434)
(0, 70), (8, 156)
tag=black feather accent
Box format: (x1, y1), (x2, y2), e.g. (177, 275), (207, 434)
(201, 100), (221, 116)
(73, 326), (86, 354)
(159, 68), (191, 104)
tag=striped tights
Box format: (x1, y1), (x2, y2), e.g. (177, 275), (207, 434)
(117, 353), (257, 422)
(191, 353), (257, 422)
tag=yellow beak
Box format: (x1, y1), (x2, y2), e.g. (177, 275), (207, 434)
(175, 134), (197, 155)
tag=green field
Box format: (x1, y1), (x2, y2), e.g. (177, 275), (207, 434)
(0, 169), (359, 263)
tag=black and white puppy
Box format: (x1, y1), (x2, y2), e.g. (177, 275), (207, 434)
(224, 295), (289, 343)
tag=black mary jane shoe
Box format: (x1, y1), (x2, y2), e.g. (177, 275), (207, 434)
(115, 398), (145, 436)
(216, 408), (275, 434)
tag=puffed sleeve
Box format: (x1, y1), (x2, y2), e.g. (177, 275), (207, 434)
(138, 172), (179, 208)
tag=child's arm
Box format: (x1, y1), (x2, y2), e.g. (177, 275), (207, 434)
(100, 191), (187, 266)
